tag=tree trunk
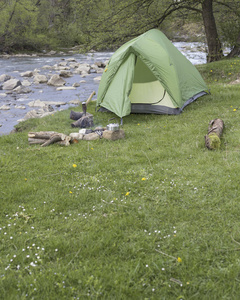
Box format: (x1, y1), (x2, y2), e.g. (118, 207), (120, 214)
(228, 31), (240, 58)
(202, 0), (223, 62)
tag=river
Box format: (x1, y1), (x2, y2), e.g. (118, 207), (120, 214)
(0, 42), (207, 135)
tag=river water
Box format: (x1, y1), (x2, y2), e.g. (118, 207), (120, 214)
(0, 42), (207, 135)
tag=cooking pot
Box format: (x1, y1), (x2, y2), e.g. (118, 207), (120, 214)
(107, 123), (119, 131)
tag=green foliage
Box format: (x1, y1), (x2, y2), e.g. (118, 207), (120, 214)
(0, 0), (239, 54)
(0, 59), (240, 298)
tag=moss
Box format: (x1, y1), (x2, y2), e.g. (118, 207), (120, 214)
(208, 133), (221, 149)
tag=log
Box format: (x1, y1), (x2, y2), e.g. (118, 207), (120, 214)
(28, 131), (56, 139)
(205, 118), (224, 150)
(71, 114), (94, 128)
(28, 131), (71, 146)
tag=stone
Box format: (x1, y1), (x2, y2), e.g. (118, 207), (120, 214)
(94, 76), (102, 82)
(47, 74), (66, 87)
(102, 129), (125, 141)
(0, 74), (11, 82)
(58, 61), (68, 67)
(15, 105), (26, 109)
(42, 65), (53, 70)
(94, 61), (106, 68)
(47, 50), (57, 55)
(43, 101), (66, 106)
(28, 99), (46, 107)
(20, 71), (33, 77)
(82, 132), (100, 140)
(59, 70), (73, 78)
(18, 106), (55, 122)
(22, 80), (32, 87)
(97, 69), (104, 74)
(69, 132), (84, 140)
(66, 57), (77, 62)
(56, 86), (76, 91)
(75, 65), (91, 74)
(69, 100), (80, 105)
(72, 82), (80, 87)
(3, 79), (22, 90)
(34, 74), (48, 84)
(13, 86), (32, 94)
(69, 62), (80, 69)
(0, 105), (10, 110)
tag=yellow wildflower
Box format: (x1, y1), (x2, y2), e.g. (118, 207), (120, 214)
(73, 164), (77, 168)
(125, 192), (130, 196)
(177, 257), (182, 263)
(233, 109), (237, 112)
(142, 177), (146, 181)
(69, 191), (73, 194)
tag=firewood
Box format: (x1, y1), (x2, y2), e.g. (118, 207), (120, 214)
(205, 118), (224, 150)
(28, 131), (71, 146)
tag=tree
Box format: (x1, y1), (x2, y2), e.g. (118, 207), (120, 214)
(84, 0), (239, 62)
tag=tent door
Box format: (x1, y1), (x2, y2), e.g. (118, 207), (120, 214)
(129, 57), (175, 108)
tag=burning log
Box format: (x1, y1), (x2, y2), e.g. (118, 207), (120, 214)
(205, 118), (224, 150)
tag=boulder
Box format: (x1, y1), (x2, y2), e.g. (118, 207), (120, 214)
(20, 71), (33, 77)
(82, 132), (100, 140)
(0, 74), (11, 82)
(94, 61), (106, 68)
(28, 99), (47, 107)
(13, 86), (32, 94)
(59, 70), (73, 78)
(47, 50), (57, 55)
(0, 105), (10, 110)
(42, 65), (53, 70)
(3, 79), (21, 90)
(102, 129), (125, 141)
(75, 64), (91, 74)
(69, 62), (80, 69)
(34, 74), (48, 84)
(22, 80), (32, 87)
(47, 74), (66, 87)
(66, 57), (77, 62)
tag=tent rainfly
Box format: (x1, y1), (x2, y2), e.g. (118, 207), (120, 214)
(96, 29), (208, 118)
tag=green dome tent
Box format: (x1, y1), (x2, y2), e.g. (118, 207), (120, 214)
(97, 29), (208, 117)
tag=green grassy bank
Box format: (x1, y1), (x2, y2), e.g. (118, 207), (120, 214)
(0, 58), (240, 299)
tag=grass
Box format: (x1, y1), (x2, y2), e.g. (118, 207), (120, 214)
(0, 57), (240, 299)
